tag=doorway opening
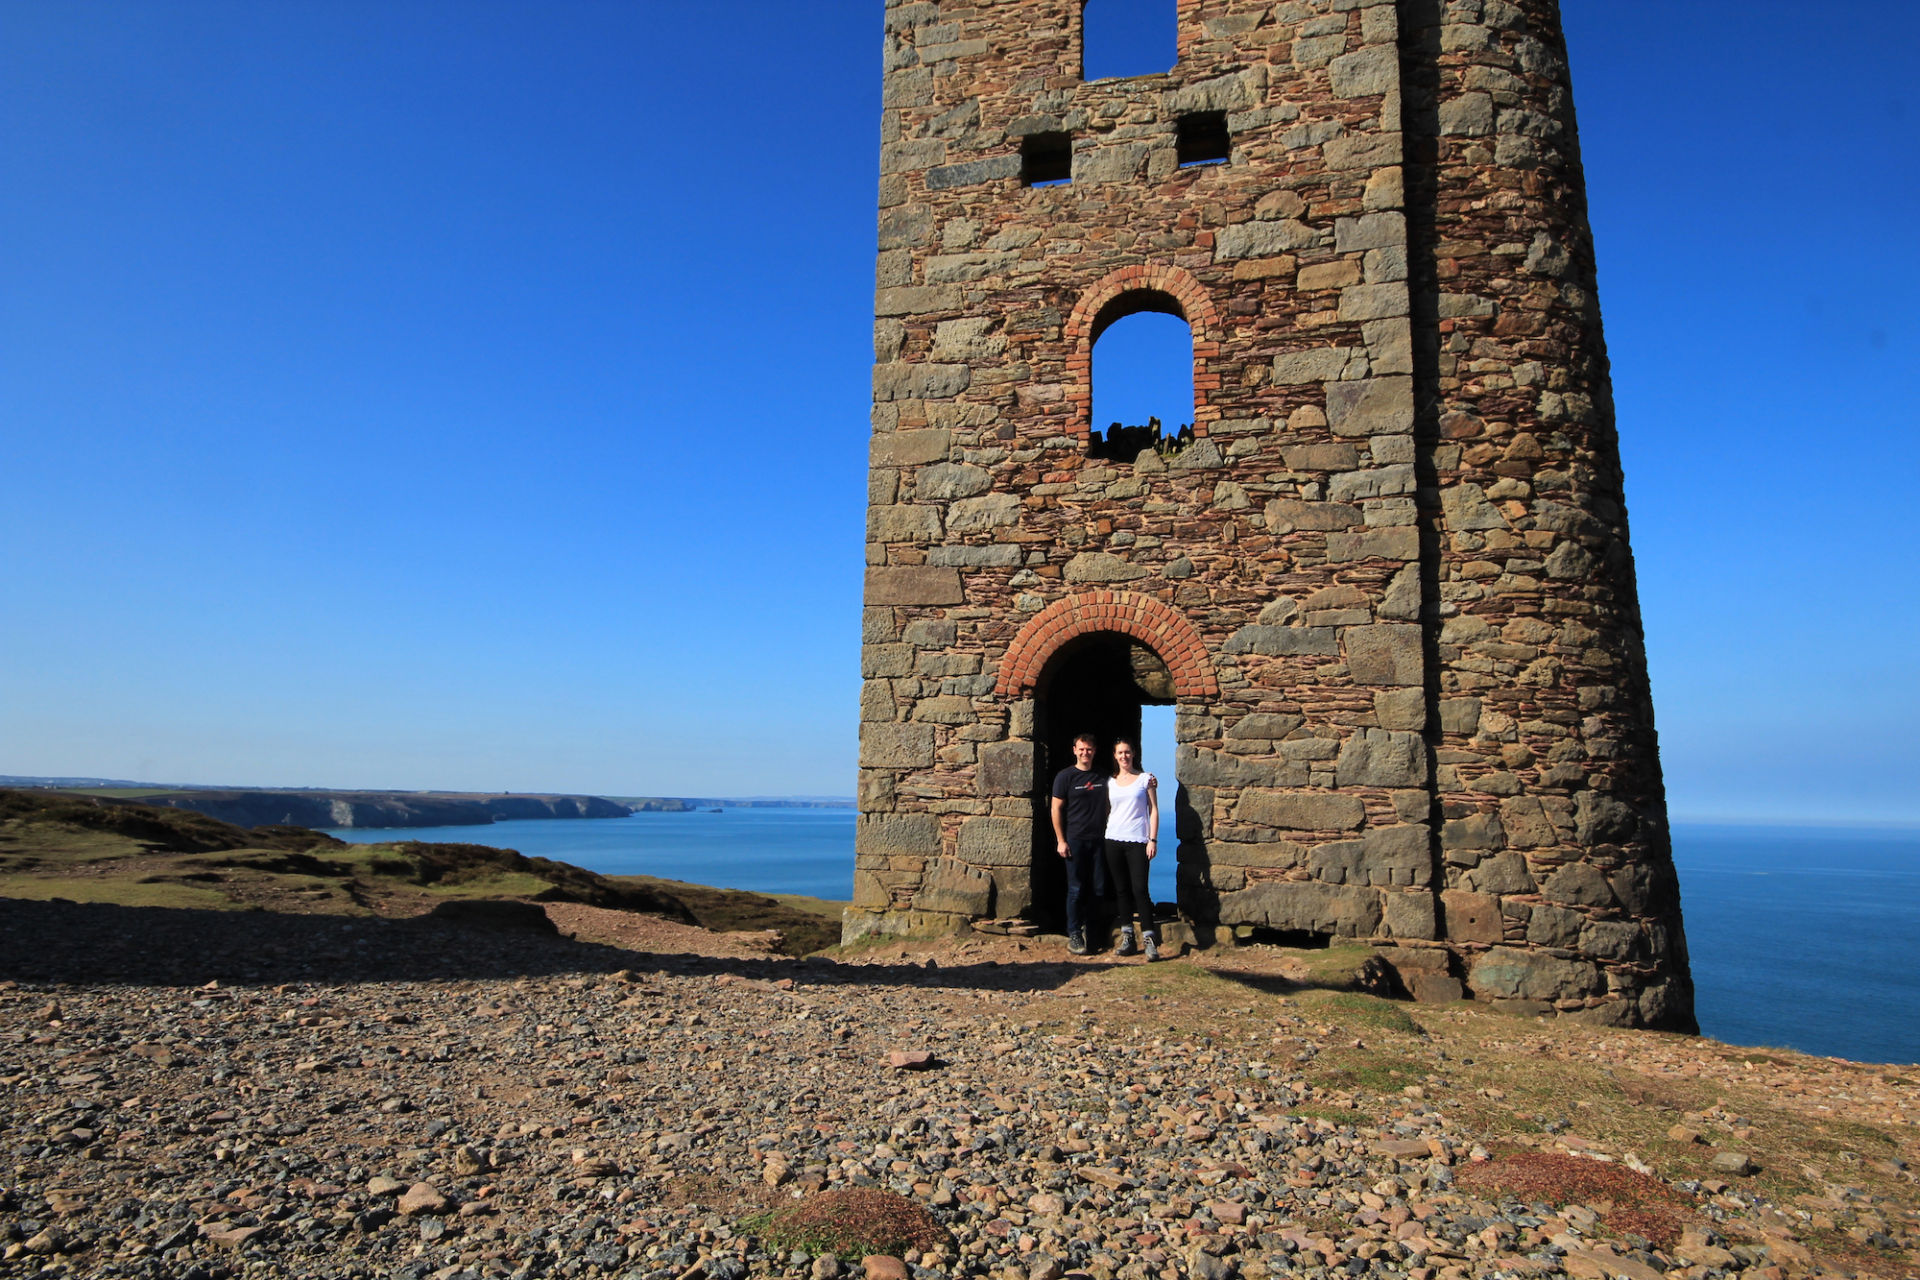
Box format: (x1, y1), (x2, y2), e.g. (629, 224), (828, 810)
(1140, 702), (1179, 912)
(1029, 631), (1178, 931)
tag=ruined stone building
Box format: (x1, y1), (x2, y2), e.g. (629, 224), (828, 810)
(851, 0), (1694, 1030)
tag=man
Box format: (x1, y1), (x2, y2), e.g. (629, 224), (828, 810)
(1050, 731), (1109, 955)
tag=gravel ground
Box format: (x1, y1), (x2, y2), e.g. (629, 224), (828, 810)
(0, 897), (1912, 1280)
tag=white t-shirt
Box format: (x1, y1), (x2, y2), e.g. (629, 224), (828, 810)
(1104, 772), (1155, 843)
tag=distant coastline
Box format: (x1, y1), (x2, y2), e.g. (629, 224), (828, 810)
(0, 777), (854, 830)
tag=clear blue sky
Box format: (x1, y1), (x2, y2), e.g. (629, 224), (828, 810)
(2, 2), (1914, 820)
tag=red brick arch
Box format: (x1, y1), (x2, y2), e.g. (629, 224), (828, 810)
(996, 591), (1218, 699)
(1064, 263), (1222, 436)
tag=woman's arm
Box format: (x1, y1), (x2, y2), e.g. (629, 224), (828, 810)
(1146, 775), (1160, 859)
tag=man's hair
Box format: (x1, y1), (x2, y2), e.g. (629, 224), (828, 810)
(1073, 731), (1098, 747)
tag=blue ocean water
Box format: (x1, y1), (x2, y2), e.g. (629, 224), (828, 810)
(326, 809), (858, 902)
(326, 802), (1186, 914)
(1670, 821), (1920, 1065)
(327, 811), (1920, 1065)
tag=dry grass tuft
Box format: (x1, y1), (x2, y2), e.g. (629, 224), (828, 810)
(744, 1189), (950, 1259)
(1457, 1151), (1695, 1249)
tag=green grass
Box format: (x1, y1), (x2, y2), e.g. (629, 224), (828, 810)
(0, 819), (150, 865)
(764, 891), (851, 921)
(418, 871), (557, 900)
(612, 875), (844, 955)
(1283, 1105), (1361, 1125)
(1313, 1052), (1428, 1095)
(0, 875), (232, 911)
(741, 1189), (948, 1259)
(1310, 991), (1425, 1035)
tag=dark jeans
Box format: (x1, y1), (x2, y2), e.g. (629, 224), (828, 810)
(1104, 839), (1151, 930)
(1063, 836), (1108, 939)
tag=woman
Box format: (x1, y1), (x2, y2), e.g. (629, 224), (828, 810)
(1103, 739), (1160, 961)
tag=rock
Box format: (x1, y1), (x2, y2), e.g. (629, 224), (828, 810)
(1189, 1251), (1234, 1280)
(1219, 881), (1382, 937)
(202, 1223), (270, 1248)
(572, 1154), (619, 1178)
(1233, 790), (1365, 832)
(1222, 625), (1340, 656)
(1542, 862), (1618, 909)
(863, 1256), (909, 1280)
(1710, 1151), (1757, 1176)
(1334, 729), (1427, 788)
(1562, 1248), (1663, 1280)
(397, 1182), (450, 1215)
(913, 858), (995, 917)
(1468, 947), (1603, 1002)
(955, 816), (1032, 867)
(856, 812), (940, 857)
(366, 1175), (406, 1197)
(1064, 551), (1150, 583)
(22, 1229), (64, 1255)
(424, 898), (557, 934)
(1028, 1257), (1065, 1280)
(888, 1049), (938, 1070)
(914, 462), (991, 500)
(812, 1258), (842, 1280)
(1326, 377), (1414, 437)
(1667, 1125), (1703, 1144)
(1406, 970), (1464, 1003)
(976, 740), (1036, 797)
(1440, 890), (1504, 945)
(452, 1144), (488, 1175)
(1463, 853), (1535, 896)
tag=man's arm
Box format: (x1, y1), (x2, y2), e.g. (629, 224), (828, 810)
(1050, 796), (1070, 858)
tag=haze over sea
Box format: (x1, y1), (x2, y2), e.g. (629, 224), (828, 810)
(327, 811), (1920, 1067)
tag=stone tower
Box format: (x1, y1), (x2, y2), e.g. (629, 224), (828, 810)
(851, 0), (1694, 1030)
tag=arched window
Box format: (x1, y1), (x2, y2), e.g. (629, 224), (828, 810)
(1091, 303), (1193, 460)
(1082, 0), (1176, 81)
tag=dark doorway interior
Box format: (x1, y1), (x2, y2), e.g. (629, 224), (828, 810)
(1027, 632), (1176, 930)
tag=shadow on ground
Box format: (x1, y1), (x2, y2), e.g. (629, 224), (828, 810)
(0, 897), (1109, 994)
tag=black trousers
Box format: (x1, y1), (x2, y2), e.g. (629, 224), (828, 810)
(1103, 839), (1152, 930)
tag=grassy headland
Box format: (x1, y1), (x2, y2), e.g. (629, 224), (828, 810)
(0, 787), (843, 955)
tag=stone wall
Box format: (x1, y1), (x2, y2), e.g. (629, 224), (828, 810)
(851, 0), (1694, 1031)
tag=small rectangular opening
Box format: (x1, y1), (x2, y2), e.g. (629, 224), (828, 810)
(1021, 132), (1072, 187)
(1176, 112), (1230, 167)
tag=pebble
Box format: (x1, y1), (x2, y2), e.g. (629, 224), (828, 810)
(0, 896), (1912, 1280)
(888, 1049), (938, 1071)
(396, 1182), (450, 1215)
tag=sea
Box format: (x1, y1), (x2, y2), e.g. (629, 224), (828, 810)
(325, 811), (1920, 1066)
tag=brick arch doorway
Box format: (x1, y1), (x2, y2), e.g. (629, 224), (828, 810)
(1026, 631), (1180, 933)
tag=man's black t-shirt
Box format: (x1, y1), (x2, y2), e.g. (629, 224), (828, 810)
(1051, 766), (1109, 842)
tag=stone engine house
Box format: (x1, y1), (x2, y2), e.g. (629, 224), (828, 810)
(851, 0), (1694, 1031)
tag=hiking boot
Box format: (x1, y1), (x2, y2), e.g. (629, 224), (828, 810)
(1117, 927), (1137, 957)
(1143, 932), (1161, 962)
(1067, 932), (1089, 956)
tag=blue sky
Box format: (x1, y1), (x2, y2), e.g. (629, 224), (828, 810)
(1, 2), (1915, 820)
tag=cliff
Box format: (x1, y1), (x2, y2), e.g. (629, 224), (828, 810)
(130, 789), (634, 829)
